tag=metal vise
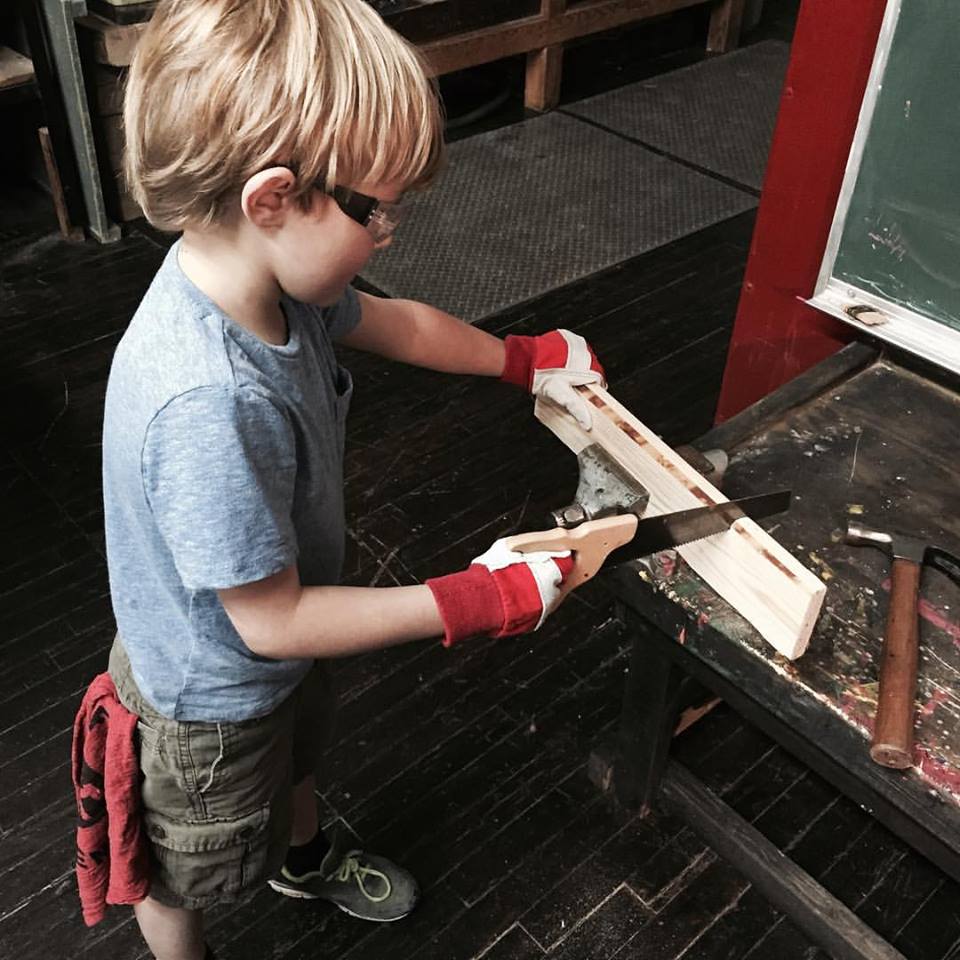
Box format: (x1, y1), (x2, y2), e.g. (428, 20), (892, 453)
(550, 444), (729, 530)
(551, 447), (649, 529)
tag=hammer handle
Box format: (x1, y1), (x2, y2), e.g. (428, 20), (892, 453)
(871, 558), (921, 769)
(504, 514), (639, 599)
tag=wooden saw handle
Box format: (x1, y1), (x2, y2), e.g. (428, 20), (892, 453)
(871, 558), (921, 769)
(503, 514), (639, 599)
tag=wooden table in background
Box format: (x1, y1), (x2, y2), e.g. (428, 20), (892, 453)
(73, 0), (746, 228)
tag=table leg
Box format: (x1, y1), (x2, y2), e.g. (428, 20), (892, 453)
(614, 614), (690, 813)
(38, 0), (119, 242)
(525, 45), (563, 112)
(707, 0), (746, 54)
(524, 0), (566, 112)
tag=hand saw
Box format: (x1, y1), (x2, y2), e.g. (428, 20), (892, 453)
(504, 490), (792, 599)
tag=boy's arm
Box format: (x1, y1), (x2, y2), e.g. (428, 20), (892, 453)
(339, 291), (506, 377)
(341, 291), (605, 429)
(219, 542), (574, 658)
(219, 564), (443, 658)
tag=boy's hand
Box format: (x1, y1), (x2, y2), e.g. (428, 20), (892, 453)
(501, 330), (606, 429)
(426, 540), (575, 647)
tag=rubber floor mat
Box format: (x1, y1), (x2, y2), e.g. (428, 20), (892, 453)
(565, 40), (790, 192)
(358, 111), (754, 322)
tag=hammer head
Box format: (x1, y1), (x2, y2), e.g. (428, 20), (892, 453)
(845, 522), (928, 564)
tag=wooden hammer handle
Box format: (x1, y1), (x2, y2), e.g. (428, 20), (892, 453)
(504, 514), (639, 599)
(871, 558), (921, 769)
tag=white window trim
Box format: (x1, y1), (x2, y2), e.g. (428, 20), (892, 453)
(808, 0), (960, 375)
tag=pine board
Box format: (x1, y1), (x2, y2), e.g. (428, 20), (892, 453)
(535, 384), (826, 658)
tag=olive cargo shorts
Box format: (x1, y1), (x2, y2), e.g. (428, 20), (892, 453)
(108, 637), (336, 910)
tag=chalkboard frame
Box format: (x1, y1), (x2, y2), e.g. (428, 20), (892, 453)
(809, 0), (960, 376)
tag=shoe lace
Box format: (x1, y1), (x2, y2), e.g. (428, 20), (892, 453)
(334, 852), (392, 903)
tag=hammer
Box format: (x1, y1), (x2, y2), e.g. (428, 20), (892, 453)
(845, 522), (928, 769)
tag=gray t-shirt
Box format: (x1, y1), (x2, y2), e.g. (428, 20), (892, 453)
(103, 241), (360, 721)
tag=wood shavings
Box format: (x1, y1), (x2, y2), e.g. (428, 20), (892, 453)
(807, 551), (836, 581)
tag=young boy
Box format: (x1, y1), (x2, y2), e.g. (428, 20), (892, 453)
(104, 1), (605, 957)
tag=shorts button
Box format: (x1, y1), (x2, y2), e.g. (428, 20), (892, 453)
(237, 826), (255, 841)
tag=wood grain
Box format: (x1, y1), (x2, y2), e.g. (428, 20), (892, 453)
(524, 0), (567, 112)
(419, 0), (705, 76)
(536, 384), (826, 658)
(0, 46), (34, 90)
(76, 14), (148, 67)
(706, 0), (746, 54)
(662, 760), (908, 960)
(870, 558), (921, 769)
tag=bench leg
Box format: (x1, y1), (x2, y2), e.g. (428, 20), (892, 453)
(525, 0), (566, 112)
(614, 622), (689, 814)
(525, 44), (564, 112)
(707, 0), (746, 54)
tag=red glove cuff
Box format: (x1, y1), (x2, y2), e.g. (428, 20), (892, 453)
(501, 332), (605, 392)
(500, 335), (537, 390)
(426, 566), (503, 648)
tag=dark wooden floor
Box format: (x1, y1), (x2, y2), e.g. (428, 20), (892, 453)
(3, 3), (959, 959)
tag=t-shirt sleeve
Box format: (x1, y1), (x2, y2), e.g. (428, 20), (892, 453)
(322, 284), (362, 341)
(142, 387), (298, 591)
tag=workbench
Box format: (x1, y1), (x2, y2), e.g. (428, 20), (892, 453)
(599, 341), (960, 960)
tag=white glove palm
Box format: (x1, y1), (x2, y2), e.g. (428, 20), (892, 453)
(502, 329), (606, 429)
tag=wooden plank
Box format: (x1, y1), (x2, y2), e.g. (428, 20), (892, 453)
(0, 46), (34, 90)
(535, 385), (826, 658)
(113, 181), (143, 222)
(420, 0), (705, 77)
(38, 127), (84, 242)
(661, 760), (908, 960)
(74, 0), (709, 77)
(706, 0), (746, 54)
(91, 64), (126, 118)
(76, 14), (148, 67)
(525, 44), (564, 112)
(98, 112), (125, 169)
(525, 0), (566, 112)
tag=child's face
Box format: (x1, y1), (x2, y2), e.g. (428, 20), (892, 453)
(271, 179), (404, 306)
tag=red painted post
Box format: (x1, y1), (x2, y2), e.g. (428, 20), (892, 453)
(715, 0), (888, 421)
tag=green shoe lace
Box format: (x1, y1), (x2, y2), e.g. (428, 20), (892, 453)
(334, 852), (392, 903)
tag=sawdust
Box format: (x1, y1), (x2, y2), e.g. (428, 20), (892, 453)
(807, 551), (835, 581)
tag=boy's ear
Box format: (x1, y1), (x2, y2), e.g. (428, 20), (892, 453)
(241, 167), (298, 228)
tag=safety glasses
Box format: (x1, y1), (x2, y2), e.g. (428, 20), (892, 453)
(330, 186), (404, 244)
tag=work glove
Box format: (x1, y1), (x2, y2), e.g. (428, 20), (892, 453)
(426, 539), (575, 647)
(501, 329), (606, 430)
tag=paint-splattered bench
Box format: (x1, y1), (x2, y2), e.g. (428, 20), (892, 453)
(598, 341), (960, 960)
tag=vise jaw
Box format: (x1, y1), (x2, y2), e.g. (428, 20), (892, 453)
(551, 446), (649, 529)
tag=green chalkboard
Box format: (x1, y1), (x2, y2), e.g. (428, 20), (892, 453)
(832, 0), (960, 332)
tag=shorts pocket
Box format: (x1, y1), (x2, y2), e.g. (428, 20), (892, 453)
(144, 804), (272, 900)
(136, 719), (161, 756)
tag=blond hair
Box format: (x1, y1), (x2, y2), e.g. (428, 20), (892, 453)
(124, 0), (444, 230)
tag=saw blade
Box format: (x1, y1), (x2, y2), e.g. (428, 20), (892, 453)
(602, 489), (792, 568)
